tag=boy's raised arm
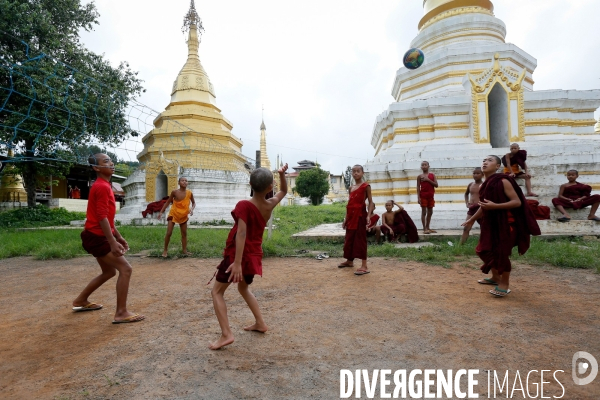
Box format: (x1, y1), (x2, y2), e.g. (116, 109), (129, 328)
(272, 163), (289, 204)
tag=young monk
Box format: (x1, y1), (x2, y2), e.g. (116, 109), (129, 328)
(338, 165), (375, 275)
(73, 154), (145, 324)
(462, 155), (540, 297)
(502, 143), (537, 197)
(460, 168), (484, 244)
(366, 213), (382, 244)
(380, 200), (405, 242)
(158, 177), (196, 257)
(209, 164), (288, 350)
(552, 170), (600, 222)
(417, 161), (438, 234)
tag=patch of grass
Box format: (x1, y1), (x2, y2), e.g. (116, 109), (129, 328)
(0, 206), (85, 228)
(0, 204), (598, 272)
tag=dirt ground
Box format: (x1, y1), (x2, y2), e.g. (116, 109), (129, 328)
(1, 255), (599, 399)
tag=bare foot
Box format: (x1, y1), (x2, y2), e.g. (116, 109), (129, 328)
(209, 334), (234, 350)
(182, 251), (193, 256)
(244, 323), (268, 333)
(161, 251), (168, 258)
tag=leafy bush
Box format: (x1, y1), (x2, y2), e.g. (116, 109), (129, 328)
(0, 207), (85, 228)
(294, 167), (331, 205)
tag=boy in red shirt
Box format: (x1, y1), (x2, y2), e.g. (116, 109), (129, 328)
(209, 164), (288, 350)
(417, 161), (438, 234)
(72, 154), (145, 324)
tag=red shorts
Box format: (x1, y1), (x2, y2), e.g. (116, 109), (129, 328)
(215, 256), (255, 285)
(81, 230), (111, 258)
(420, 197), (435, 208)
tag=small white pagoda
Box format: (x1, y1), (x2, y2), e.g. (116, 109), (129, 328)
(365, 0), (600, 229)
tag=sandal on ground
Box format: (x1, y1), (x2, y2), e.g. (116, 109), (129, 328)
(557, 217), (571, 222)
(429, 229), (437, 233)
(112, 314), (145, 324)
(338, 263), (353, 268)
(72, 303), (103, 312)
(478, 278), (498, 285)
(588, 217), (600, 222)
(489, 287), (511, 297)
(354, 269), (370, 276)
(316, 253), (330, 260)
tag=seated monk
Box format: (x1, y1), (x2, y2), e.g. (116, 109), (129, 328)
(141, 196), (170, 218)
(380, 200), (405, 242)
(502, 143), (537, 197)
(552, 170), (600, 222)
(366, 214), (382, 244)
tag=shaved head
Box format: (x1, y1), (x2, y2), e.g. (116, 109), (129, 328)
(88, 153), (106, 166)
(250, 167), (274, 192)
(488, 155), (501, 165)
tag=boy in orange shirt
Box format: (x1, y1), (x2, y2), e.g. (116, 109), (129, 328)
(209, 164), (288, 350)
(158, 177), (196, 257)
(73, 154), (144, 324)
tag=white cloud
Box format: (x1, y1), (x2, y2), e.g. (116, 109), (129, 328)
(80, 0), (600, 173)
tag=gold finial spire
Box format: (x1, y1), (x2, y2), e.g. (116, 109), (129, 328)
(259, 111), (271, 170)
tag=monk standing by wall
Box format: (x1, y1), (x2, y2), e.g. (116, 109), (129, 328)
(417, 161), (438, 234)
(338, 165), (374, 276)
(502, 143), (537, 197)
(552, 170), (600, 222)
(460, 167), (484, 244)
(158, 177), (196, 257)
(462, 155), (540, 297)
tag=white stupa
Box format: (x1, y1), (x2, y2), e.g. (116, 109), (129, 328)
(366, 0), (600, 230)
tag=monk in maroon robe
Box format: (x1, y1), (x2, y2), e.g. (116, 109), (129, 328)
(338, 165), (374, 275)
(502, 143), (537, 197)
(463, 155), (541, 297)
(552, 170), (600, 222)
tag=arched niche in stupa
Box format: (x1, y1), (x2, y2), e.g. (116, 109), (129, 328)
(488, 82), (510, 148)
(155, 170), (168, 200)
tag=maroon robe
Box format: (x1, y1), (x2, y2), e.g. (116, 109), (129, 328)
(141, 196), (169, 218)
(502, 150), (527, 170)
(476, 174), (541, 274)
(551, 183), (600, 210)
(526, 199), (550, 220)
(344, 182), (369, 261)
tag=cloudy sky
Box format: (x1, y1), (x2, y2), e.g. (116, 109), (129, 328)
(80, 0), (600, 173)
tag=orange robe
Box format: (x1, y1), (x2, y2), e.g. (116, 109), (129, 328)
(167, 190), (192, 224)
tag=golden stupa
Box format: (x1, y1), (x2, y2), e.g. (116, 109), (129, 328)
(137, 0), (248, 202)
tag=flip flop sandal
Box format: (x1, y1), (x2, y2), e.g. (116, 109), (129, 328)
(557, 217), (571, 222)
(72, 303), (103, 312)
(354, 270), (371, 276)
(429, 230), (437, 233)
(478, 278), (498, 285)
(112, 314), (145, 324)
(489, 287), (511, 297)
(320, 253), (330, 259)
(338, 263), (353, 268)
(589, 217), (600, 222)
(316, 254), (325, 260)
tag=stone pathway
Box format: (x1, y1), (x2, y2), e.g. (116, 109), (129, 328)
(292, 223), (599, 241)
(291, 223), (479, 241)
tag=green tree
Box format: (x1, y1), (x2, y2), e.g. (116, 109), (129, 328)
(295, 167), (330, 206)
(343, 166), (352, 191)
(0, 0), (144, 207)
